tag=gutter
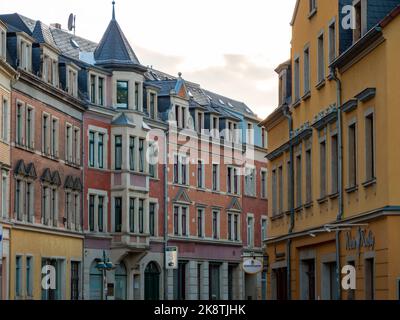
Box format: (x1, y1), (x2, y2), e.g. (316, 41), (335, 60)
(282, 104), (294, 300)
(330, 66), (343, 301)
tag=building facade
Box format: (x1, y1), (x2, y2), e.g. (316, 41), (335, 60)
(261, 0), (400, 300)
(0, 2), (268, 300)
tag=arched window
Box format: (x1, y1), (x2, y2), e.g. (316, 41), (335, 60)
(89, 261), (103, 300)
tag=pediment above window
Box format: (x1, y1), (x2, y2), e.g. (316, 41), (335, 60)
(40, 168), (52, 184)
(14, 160), (26, 176)
(26, 163), (37, 179)
(51, 171), (62, 187)
(64, 175), (74, 189)
(227, 197), (242, 213)
(173, 187), (192, 204)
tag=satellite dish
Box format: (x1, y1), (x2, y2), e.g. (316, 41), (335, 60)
(68, 14), (74, 31)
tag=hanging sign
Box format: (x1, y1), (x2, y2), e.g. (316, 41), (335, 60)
(166, 246), (178, 270)
(243, 258), (263, 275)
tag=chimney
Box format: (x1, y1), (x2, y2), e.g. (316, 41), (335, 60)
(50, 23), (62, 29)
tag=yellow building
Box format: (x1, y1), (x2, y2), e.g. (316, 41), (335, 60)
(0, 19), (18, 300)
(261, 0), (400, 300)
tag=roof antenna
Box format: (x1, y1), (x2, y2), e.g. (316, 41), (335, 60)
(112, 1), (116, 20)
(68, 13), (76, 35)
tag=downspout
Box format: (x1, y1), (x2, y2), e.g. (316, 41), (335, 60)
(81, 114), (85, 300)
(330, 66), (343, 300)
(283, 104), (294, 300)
(163, 129), (169, 300)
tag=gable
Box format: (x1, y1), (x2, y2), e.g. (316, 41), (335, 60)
(227, 197), (242, 212)
(173, 188), (192, 204)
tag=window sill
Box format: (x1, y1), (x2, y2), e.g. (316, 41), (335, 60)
(316, 79), (326, 90)
(327, 73), (335, 81)
(173, 183), (190, 188)
(317, 196), (328, 204)
(304, 201), (314, 209)
(65, 161), (81, 169)
(15, 144), (35, 153)
(302, 91), (311, 101)
(295, 205), (304, 213)
(41, 153), (60, 162)
(271, 213), (285, 221)
(329, 192), (339, 200)
(362, 178), (376, 188)
(308, 8), (317, 20)
(292, 99), (301, 109)
(196, 187), (206, 192)
(345, 185), (359, 194)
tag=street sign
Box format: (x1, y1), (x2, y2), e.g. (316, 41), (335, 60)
(242, 258), (263, 275)
(165, 246), (178, 270)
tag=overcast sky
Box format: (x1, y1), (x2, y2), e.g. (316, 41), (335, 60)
(0, 0), (297, 119)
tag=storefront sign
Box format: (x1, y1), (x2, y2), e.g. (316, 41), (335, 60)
(345, 227), (375, 253)
(166, 246), (178, 270)
(242, 258), (263, 275)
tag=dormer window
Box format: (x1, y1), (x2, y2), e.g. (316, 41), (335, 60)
(0, 27), (6, 60)
(174, 105), (187, 129)
(353, 0), (367, 43)
(67, 67), (78, 97)
(116, 80), (128, 108)
(89, 73), (106, 106)
(18, 37), (32, 72)
(211, 116), (219, 138)
(196, 111), (204, 134)
(43, 55), (58, 87)
(148, 92), (157, 119)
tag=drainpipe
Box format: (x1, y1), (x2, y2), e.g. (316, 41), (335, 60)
(330, 66), (343, 300)
(283, 104), (294, 300)
(163, 129), (169, 300)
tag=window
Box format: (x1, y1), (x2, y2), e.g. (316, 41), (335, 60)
(98, 134), (104, 169)
(175, 262), (187, 300)
(26, 106), (34, 149)
(197, 160), (204, 188)
(98, 77), (104, 106)
(41, 258), (63, 300)
(174, 155), (189, 185)
(15, 179), (22, 221)
(98, 196), (104, 232)
(19, 39), (32, 71)
(348, 123), (357, 188)
(261, 170), (267, 199)
(15, 256), (22, 298)
(212, 210), (219, 239)
(42, 114), (50, 155)
(26, 256), (33, 297)
(304, 47), (310, 94)
(365, 113), (375, 181)
(16, 102), (24, 146)
(197, 112), (203, 133)
(328, 20), (336, 63)
(212, 117), (219, 138)
(114, 197), (122, 232)
(115, 135), (122, 170)
(209, 264), (220, 300)
(353, 0), (367, 42)
(181, 107), (186, 129)
(138, 199), (144, 234)
(228, 213), (232, 240)
(181, 207), (187, 236)
(261, 127), (267, 148)
(331, 133), (338, 194)
(129, 198), (135, 233)
(365, 258), (375, 300)
(1, 172), (8, 219)
(174, 206), (179, 235)
(317, 33), (325, 83)
(309, 0), (317, 14)
(129, 136), (135, 171)
(247, 216), (254, 247)
(228, 213), (239, 241)
(149, 142), (157, 178)
(73, 193), (80, 231)
(149, 203), (156, 236)
(135, 82), (140, 110)
(212, 164), (219, 191)
(66, 124), (72, 163)
(197, 208), (204, 237)
(294, 56), (300, 102)
(272, 169), (277, 216)
(71, 261), (80, 300)
(174, 206), (189, 237)
(261, 218), (267, 241)
(74, 128), (81, 165)
(89, 195), (95, 232)
(67, 68), (77, 96)
(227, 167), (240, 195)
(90, 75), (96, 103)
(247, 123), (254, 145)
(278, 166), (283, 214)
(51, 118), (59, 158)
(244, 167), (256, 197)
(234, 214), (239, 241)
(306, 148), (312, 203)
(0, 28), (6, 59)
(89, 132), (95, 167)
(116, 81), (129, 108)
(139, 138), (145, 173)
(278, 74), (285, 106)
(149, 93), (156, 119)
(1, 98), (8, 142)
(296, 154), (302, 208)
(320, 139), (327, 198)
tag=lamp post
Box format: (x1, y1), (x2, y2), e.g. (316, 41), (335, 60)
(96, 251), (114, 300)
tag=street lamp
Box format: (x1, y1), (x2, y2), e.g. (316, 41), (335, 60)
(96, 251), (114, 300)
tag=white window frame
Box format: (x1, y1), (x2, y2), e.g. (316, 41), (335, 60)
(247, 214), (254, 248)
(87, 189), (109, 233)
(260, 169), (268, 199)
(87, 125), (109, 170)
(1, 97), (9, 142)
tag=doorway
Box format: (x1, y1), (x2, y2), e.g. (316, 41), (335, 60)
(144, 262), (160, 300)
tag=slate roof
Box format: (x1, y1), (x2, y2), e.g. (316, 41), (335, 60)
(94, 17), (140, 66)
(32, 20), (57, 47)
(112, 113), (135, 126)
(0, 13), (35, 34)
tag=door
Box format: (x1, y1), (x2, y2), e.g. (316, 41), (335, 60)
(144, 262), (160, 300)
(209, 263), (220, 300)
(89, 262), (103, 300)
(275, 267), (287, 300)
(115, 262), (127, 300)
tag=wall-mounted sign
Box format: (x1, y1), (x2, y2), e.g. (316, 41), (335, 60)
(242, 258), (263, 275)
(166, 246), (178, 270)
(345, 227), (375, 253)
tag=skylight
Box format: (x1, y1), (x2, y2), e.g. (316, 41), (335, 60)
(207, 95), (213, 101)
(228, 102), (234, 108)
(70, 38), (80, 49)
(219, 99), (225, 105)
(188, 91), (193, 97)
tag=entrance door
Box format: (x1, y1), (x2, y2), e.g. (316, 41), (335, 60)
(304, 259), (315, 300)
(275, 267), (287, 300)
(209, 263), (220, 300)
(144, 262), (160, 300)
(89, 262), (103, 300)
